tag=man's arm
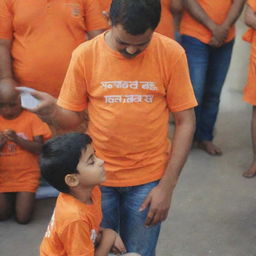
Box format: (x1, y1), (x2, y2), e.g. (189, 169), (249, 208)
(245, 4), (256, 29)
(171, 0), (184, 32)
(0, 38), (13, 80)
(184, 0), (216, 31)
(140, 108), (195, 226)
(31, 90), (85, 130)
(222, 0), (246, 29)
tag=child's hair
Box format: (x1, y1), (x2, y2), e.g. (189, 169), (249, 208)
(40, 132), (92, 193)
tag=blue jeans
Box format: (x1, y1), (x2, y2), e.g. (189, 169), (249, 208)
(181, 35), (234, 141)
(100, 181), (160, 256)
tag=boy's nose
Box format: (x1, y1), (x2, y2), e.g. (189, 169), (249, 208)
(96, 157), (104, 166)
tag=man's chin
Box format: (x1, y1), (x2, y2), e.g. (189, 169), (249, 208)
(120, 51), (140, 59)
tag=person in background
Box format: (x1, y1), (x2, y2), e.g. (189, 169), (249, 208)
(0, 0), (107, 98)
(242, 0), (256, 178)
(0, 80), (51, 224)
(180, 0), (245, 155)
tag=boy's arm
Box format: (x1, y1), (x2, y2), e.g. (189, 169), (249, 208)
(140, 108), (195, 226)
(245, 4), (256, 29)
(61, 221), (95, 256)
(95, 228), (117, 256)
(3, 130), (44, 153)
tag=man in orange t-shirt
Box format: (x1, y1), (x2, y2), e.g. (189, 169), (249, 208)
(99, 0), (182, 39)
(180, 0), (245, 155)
(0, 0), (108, 98)
(242, 0), (256, 178)
(32, 1), (197, 255)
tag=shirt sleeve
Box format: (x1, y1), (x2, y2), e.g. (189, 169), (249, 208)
(60, 220), (95, 256)
(57, 46), (88, 112)
(83, 0), (108, 31)
(166, 51), (198, 112)
(0, 0), (13, 39)
(30, 114), (52, 140)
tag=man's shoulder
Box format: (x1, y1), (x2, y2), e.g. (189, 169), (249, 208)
(151, 32), (185, 59)
(72, 33), (104, 57)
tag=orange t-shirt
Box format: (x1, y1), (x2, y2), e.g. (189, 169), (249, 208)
(243, 0), (256, 105)
(155, 0), (174, 38)
(57, 32), (197, 187)
(40, 187), (102, 256)
(180, 0), (235, 44)
(98, 0), (112, 12)
(0, 110), (51, 193)
(0, 0), (108, 97)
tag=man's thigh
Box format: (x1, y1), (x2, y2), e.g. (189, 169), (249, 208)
(181, 35), (209, 103)
(100, 186), (120, 231)
(120, 181), (161, 256)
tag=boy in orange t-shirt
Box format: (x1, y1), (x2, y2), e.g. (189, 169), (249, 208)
(180, 0), (245, 155)
(40, 133), (132, 256)
(242, 0), (256, 178)
(32, 1), (197, 255)
(0, 79), (51, 224)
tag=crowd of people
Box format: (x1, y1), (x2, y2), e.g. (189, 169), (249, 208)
(0, 0), (255, 255)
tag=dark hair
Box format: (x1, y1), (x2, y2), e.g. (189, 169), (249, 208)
(40, 133), (92, 193)
(110, 0), (161, 35)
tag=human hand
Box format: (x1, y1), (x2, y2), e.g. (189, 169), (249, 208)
(30, 90), (57, 124)
(210, 24), (229, 47)
(111, 234), (126, 255)
(3, 129), (18, 142)
(0, 132), (7, 147)
(139, 185), (173, 227)
(0, 77), (18, 87)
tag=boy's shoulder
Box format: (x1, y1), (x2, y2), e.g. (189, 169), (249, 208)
(55, 187), (101, 225)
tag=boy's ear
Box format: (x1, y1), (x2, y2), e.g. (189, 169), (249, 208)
(65, 174), (79, 188)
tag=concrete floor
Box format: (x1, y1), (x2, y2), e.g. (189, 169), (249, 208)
(1, 20), (256, 256)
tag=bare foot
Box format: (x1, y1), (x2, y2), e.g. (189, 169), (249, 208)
(243, 161), (256, 178)
(197, 141), (223, 156)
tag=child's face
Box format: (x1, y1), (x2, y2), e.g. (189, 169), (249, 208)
(76, 144), (105, 186)
(0, 94), (22, 120)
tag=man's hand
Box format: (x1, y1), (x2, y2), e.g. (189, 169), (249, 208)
(3, 129), (18, 142)
(210, 24), (230, 47)
(0, 132), (7, 148)
(139, 185), (173, 227)
(30, 90), (57, 124)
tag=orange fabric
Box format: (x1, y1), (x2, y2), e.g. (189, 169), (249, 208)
(0, 0), (108, 97)
(0, 110), (51, 192)
(40, 187), (102, 256)
(57, 32), (197, 187)
(243, 1), (256, 43)
(155, 0), (174, 38)
(180, 0), (235, 44)
(244, 0), (256, 105)
(98, 0), (112, 12)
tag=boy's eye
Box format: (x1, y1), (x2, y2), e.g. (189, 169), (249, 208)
(88, 156), (95, 165)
